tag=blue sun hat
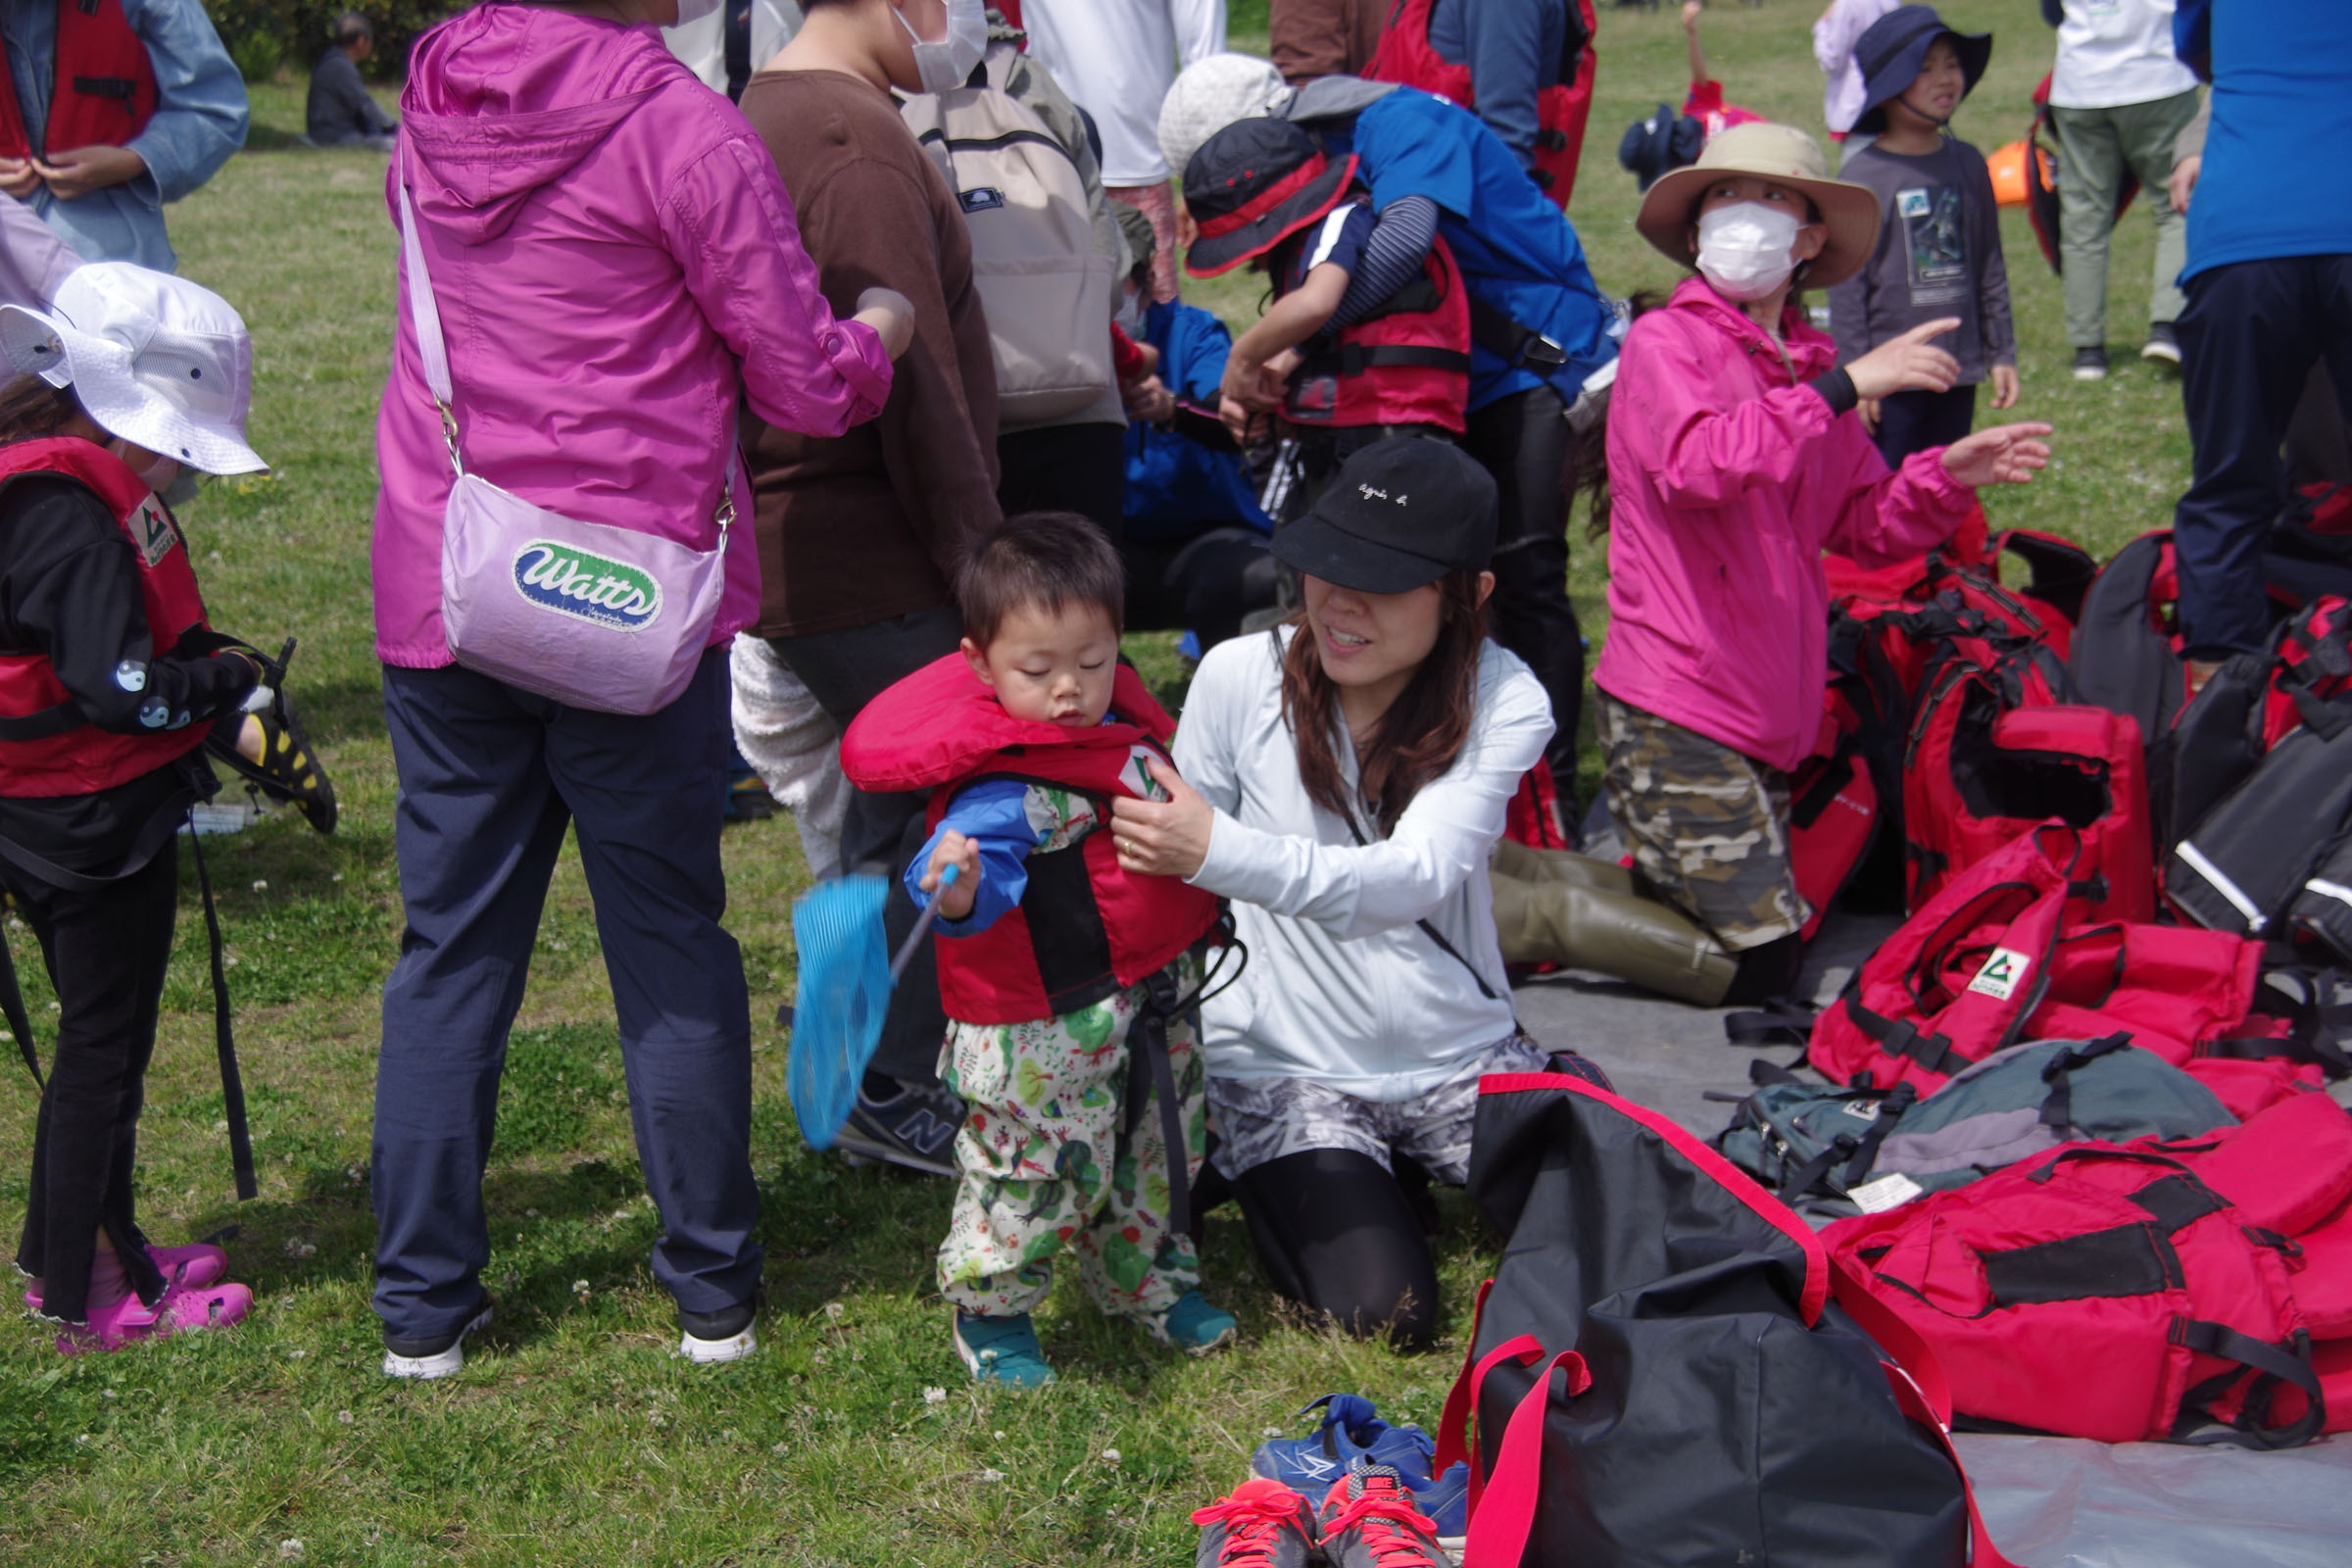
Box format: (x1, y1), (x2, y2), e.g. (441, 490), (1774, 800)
(1851, 5), (1992, 137)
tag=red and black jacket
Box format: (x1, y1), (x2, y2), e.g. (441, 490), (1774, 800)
(0, 437), (216, 799)
(1286, 230), (1473, 434)
(1368, 0), (1596, 208)
(0, 0), (159, 160)
(840, 654), (1222, 1026)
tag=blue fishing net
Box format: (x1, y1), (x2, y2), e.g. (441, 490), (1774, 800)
(786, 873), (890, 1150)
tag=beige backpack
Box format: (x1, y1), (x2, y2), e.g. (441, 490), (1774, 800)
(900, 85), (1115, 426)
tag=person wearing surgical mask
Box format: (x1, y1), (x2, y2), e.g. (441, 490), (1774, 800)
(1571, 122), (2055, 1003)
(735, 3), (1005, 1182)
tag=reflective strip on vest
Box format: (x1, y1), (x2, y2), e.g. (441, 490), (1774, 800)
(2177, 840), (2269, 933)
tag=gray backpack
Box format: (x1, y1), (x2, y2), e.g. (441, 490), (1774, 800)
(1716, 1036), (2238, 1218)
(900, 84), (1114, 425)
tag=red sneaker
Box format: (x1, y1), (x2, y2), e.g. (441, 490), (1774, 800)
(1317, 1463), (1448, 1568)
(1191, 1476), (1318, 1568)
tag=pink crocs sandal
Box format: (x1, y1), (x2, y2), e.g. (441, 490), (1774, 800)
(23, 1241), (229, 1314)
(55, 1279), (253, 1355)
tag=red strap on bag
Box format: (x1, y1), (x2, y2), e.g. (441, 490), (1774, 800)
(1831, 1256), (1954, 1426)
(1434, 1278), (1493, 1477)
(1458, 1349), (1591, 1568)
(1449, 1333), (1546, 1508)
(1879, 1365), (2021, 1568)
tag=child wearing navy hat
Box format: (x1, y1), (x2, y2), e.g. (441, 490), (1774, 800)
(1827, 4), (2019, 468)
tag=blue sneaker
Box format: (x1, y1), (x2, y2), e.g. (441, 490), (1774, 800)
(952, 1310), (1055, 1389)
(1150, 1290), (1238, 1355)
(1250, 1395), (1468, 1544)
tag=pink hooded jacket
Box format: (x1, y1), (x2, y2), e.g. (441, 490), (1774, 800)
(371, 5), (892, 668)
(1592, 276), (1977, 774)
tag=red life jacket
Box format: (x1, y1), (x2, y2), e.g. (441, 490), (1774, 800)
(0, 0), (159, 160)
(838, 654), (1222, 1026)
(1367, 0), (1595, 209)
(1901, 648), (2153, 920)
(1826, 1090), (2352, 1445)
(1808, 824), (2330, 1102)
(0, 437), (213, 798)
(1285, 234), (1472, 433)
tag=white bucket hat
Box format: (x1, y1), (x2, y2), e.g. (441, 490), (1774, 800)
(0, 262), (267, 474)
(1158, 53), (1293, 186)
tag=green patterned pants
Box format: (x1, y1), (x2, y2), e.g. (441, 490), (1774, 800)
(935, 956), (1204, 1320)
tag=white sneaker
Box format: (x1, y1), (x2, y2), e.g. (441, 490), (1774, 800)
(381, 1302), (492, 1381)
(678, 1300), (759, 1364)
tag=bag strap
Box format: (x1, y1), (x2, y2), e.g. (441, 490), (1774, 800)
(1433, 1277), (1492, 1476)
(1878, 1362), (2022, 1568)
(1457, 1348), (1590, 1568)
(0, 907), (42, 1090)
(1341, 812), (1511, 1010)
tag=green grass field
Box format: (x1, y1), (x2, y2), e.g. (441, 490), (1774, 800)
(0, 4), (2190, 1561)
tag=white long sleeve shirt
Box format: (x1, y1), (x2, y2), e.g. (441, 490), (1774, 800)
(1020, 0), (1225, 185)
(1175, 627), (1553, 1102)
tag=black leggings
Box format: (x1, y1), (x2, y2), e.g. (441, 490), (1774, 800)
(1226, 1148), (1444, 1350)
(8, 839), (178, 1323)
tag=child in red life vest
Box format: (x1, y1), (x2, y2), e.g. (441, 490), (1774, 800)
(1178, 117), (1473, 522)
(837, 513), (1232, 1389)
(0, 264), (275, 1350)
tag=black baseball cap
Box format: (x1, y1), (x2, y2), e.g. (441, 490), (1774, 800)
(1273, 437), (1498, 594)
(1182, 118), (1358, 278)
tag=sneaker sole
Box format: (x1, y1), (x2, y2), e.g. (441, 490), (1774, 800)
(382, 1304), (492, 1381)
(2141, 343), (2181, 365)
(2072, 368), (2108, 381)
(679, 1324), (758, 1364)
(829, 1124), (957, 1180)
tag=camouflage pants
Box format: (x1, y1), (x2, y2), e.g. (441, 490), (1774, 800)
(935, 956), (1204, 1320)
(1596, 691), (1809, 952)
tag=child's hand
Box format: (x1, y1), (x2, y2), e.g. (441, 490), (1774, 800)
(1682, 1), (1703, 27)
(1989, 364), (2020, 412)
(1219, 392), (1259, 445)
(853, 287), (916, 360)
(922, 831), (981, 920)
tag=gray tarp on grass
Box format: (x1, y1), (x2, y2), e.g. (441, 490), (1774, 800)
(1510, 913), (2352, 1568)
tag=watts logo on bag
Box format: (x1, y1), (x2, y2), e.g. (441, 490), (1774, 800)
(511, 540), (662, 631)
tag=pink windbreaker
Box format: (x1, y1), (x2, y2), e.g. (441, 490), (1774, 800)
(1592, 276), (1976, 774)
(370, 5), (892, 668)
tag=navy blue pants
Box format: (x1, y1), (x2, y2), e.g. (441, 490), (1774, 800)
(371, 652), (759, 1340)
(2174, 254), (2352, 657)
(1873, 384), (1978, 470)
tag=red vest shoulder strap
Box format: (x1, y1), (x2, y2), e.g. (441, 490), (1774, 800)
(0, 0), (161, 161)
(842, 653), (1176, 795)
(0, 434), (152, 513)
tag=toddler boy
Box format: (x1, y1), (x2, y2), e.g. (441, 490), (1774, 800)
(838, 513), (1233, 1388)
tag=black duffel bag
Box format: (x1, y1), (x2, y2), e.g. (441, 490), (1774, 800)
(1436, 1070), (2013, 1568)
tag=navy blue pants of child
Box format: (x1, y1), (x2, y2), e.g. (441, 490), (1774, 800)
(370, 651), (760, 1344)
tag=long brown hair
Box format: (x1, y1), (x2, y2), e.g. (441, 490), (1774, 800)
(1280, 567), (1491, 838)
(0, 374), (85, 446)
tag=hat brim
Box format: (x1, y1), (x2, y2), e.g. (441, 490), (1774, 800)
(1852, 28), (1991, 135)
(1184, 153), (1357, 278)
(1272, 507), (1459, 595)
(0, 304), (268, 475)
(1634, 163), (1883, 291)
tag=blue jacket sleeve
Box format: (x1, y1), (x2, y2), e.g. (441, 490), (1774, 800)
(1442, 0), (1557, 167)
(905, 778), (1046, 937)
(2174, 0), (2212, 81)
(125, 0), (249, 205)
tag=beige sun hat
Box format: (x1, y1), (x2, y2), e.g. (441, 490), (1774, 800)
(1634, 122), (1882, 291)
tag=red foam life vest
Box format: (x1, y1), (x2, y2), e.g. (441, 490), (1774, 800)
(1808, 824), (2327, 1101)
(1901, 649), (2153, 920)
(1285, 234), (1472, 433)
(839, 654), (1222, 1026)
(0, 0), (160, 160)
(0, 437), (213, 798)
(1827, 1091), (2352, 1445)
(1368, 0), (1595, 209)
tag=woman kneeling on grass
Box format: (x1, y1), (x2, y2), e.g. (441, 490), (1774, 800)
(0, 265), (276, 1350)
(1109, 436), (1555, 1350)
(1590, 121), (2050, 1001)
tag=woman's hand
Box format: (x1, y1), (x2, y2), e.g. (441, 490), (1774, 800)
(1939, 421), (2053, 488)
(1988, 363), (2020, 412)
(853, 286), (915, 360)
(1846, 318), (1962, 401)
(0, 156), (40, 200)
(1108, 756), (1214, 880)
(920, 830), (980, 921)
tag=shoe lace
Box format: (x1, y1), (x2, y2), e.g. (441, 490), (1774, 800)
(1322, 1468), (1440, 1568)
(1190, 1490), (1304, 1567)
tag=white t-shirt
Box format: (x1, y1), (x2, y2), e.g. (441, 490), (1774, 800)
(1174, 627), (1553, 1102)
(2048, 0), (2200, 110)
(1020, 0), (1226, 185)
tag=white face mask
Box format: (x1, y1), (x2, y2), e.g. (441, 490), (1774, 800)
(671, 0), (721, 27)
(895, 0), (988, 96)
(1695, 201), (1803, 303)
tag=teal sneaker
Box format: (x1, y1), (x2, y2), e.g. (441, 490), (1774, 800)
(1151, 1290), (1238, 1355)
(953, 1310), (1056, 1389)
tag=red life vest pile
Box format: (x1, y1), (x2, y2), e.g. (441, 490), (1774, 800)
(1762, 509), (2352, 1450)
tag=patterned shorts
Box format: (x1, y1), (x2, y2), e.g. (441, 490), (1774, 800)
(1206, 1034), (1552, 1185)
(1596, 690), (1809, 952)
